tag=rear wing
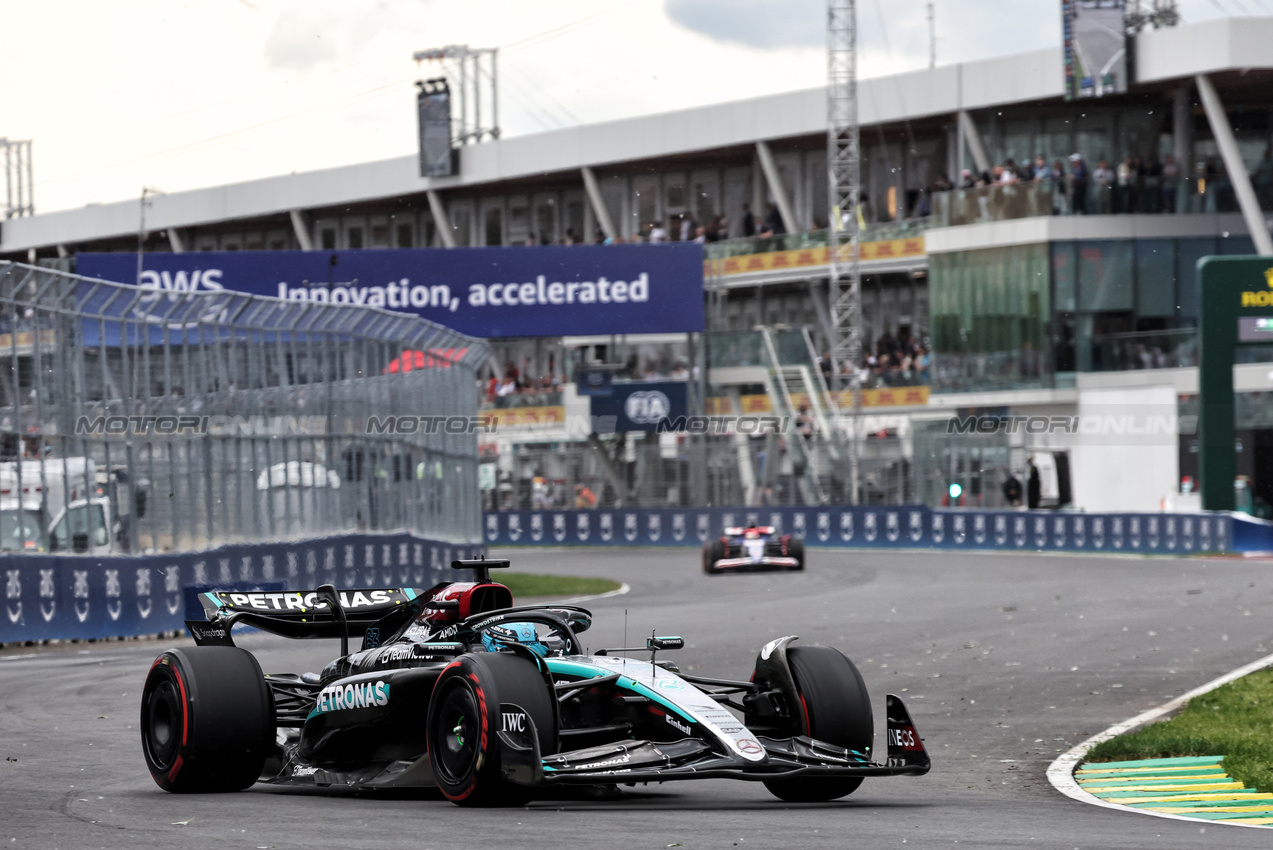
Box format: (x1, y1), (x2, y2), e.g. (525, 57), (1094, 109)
(189, 586), (427, 646)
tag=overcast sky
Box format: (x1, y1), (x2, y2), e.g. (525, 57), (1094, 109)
(0, 0), (1258, 213)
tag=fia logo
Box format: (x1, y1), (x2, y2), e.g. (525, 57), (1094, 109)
(1092, 517), (1105, 549)
(219, 558), (232, 583)
(1013, 516), (1026, 548)
(817, 512), (831, 542)
(240, 555), (254, 581)
(1129, 517), (1141, 549)
(624, 513), (638, 542)
(306, 549), (318, 577)
(840, 512), (854, 542)
(695, 514), (710, 542)
(600, 513), (613, 542)
(39, 568), (56, 623)
(951, 514), (965, 545)
(792, 512), (807, 538)
(768, 513), (782, 533)
(1111, 517), (1124, 549)
(672, 513), (686, 542)
(553, 513), (567, 542)
(287, 551), (300, 579)
(344, 544), (356, 569)
(508, 514), (522, 542)
(105, 569), (122, 621)
(910, 510), (924, 543)
(625, 391), (671, 425)
(993, 515), (1007, 546)
(165, 566), (182, 615)
(193, 560), (208, 585)
(1164, 517), (1177, 550)
(5, 569), (21, 625)
(530, 513), (544, 542)
(1146, 517), (1160, 549)
(1072, 517), (1085, 549)
(647, 513), (661, 542)
(1199, 518), (1212, 551)
(1182, 517), (1194, 552)
(973, 514), (986, 545)
(886, 511), (900, 543)
(864, 512), (878, 543)
(73, 570), (91, 623)
(721, 513), (735, 531)
(577, 512), (590, 542)
(1052, 516), (1067, 548)
(262, 555), (276, 581)
(1033, 516), (1047, 548)
(136, 568), (152, 619)
(745, 512), (759, 528)
(931, 513), (944, 544)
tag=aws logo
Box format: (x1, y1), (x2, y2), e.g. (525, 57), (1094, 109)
(1239, 267), (1273, 306)
(139, 269), (224, 294)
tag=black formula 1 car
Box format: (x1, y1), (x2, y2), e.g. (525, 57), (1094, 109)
(702, 526), (805, 574)
(140, 560), (928, 805)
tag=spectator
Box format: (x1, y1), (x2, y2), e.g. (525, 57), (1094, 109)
(1032, 155), (1051, 182)
(959, 169), (976, 189)
(573, 482), (597, 509)
(679, 215), (694, 242)
(693, 226), (707, 244)
(741, 203), (755, 237)
(796, 404), (814, 440)
(764, 202), (786, 236)
(648, 221), (666, 243)
(1070, 154), (1089, 215)
(532, 474), (551, 509)
(1001, 471), (1023, 507)
(1092, 159), (1114, 213)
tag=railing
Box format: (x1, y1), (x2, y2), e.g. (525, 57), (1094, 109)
(1085, 329), (1198, 372)
(702, 219), (938, 265)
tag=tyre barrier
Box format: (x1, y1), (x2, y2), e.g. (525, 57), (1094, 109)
(1, 533), (483, 645)
(483, 505), (1255, 554)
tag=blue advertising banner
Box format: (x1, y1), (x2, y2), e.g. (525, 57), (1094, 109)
(481, 506), (1237, 555)
(1, 533), (484, 644)
(590, 381), (689, 432)
(75, 244), (705, 339)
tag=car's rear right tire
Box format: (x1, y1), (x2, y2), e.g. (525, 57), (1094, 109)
(762, 646), (872, 802)
(140, 647), (275, 793)
(787, 537), (805, 571)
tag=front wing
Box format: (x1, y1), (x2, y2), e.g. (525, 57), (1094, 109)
(710, 555), (799, 570)
(499, 694), (930, 788)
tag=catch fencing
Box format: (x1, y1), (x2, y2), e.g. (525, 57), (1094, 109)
(0, 261), (487, 554)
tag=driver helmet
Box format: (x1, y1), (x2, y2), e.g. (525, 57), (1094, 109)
(744, 528), (761, 539)
(481, 622), (548, 657)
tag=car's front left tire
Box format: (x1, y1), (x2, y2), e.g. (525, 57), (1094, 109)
(427, 652), (557, 806)
(140, 647), (275, 793)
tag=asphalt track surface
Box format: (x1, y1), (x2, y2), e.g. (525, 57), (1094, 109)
(4, 547), (1273, 850)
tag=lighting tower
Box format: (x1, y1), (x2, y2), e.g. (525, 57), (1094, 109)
(412, 45), (500, 145)
(827, 0), (862, 503)
(2, 138), (34, 218)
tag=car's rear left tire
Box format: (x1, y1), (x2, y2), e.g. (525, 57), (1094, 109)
(140, 647), (275, 793)
(427, 652), (557, 806)
(703, 540), (725, 574)
(762, 646), (872, 802)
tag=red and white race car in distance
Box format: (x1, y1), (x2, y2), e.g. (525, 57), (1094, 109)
(702, 526), (804, 575)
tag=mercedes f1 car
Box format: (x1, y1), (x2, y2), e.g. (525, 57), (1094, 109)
(140, 559), (928, 805)
(702, 526), (804, 574)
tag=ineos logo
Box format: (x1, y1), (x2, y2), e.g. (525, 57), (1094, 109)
(625, 391), (671, 425)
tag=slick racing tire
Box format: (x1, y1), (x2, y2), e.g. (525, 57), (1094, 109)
(763, 646), (872, 803)
(787, 537), (805, 571)
(427, 652), (557, 806)
(703, 540), (725, 575)
(140, 647), (275, 793)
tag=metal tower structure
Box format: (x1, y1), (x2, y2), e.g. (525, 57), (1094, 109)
(827, 0), (862, 502)
(2, 138), (34, 219)
(412, 45), (500, 145)
(1125, 0), (1179, 33)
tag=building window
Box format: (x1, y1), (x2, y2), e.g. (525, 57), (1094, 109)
(321, 229), (337, 250)
(484, 208), (503, 246)
(397, 223), (413, 248)
(348, 227), (364, 250)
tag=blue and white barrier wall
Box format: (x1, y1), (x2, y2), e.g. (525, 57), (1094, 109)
(1, 533), (482, 644)
(484, 505), (1248, 554)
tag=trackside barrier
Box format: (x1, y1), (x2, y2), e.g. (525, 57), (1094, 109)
(483, 506), (1258, 554)
(1, 533), (483, 644)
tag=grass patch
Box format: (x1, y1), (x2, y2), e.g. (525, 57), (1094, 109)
(1085, 668), (1273, 792)
(498, 572), (621, 599)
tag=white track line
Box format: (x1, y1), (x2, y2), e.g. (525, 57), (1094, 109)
(1047, 650), (1273, 829)
(555, 582), (630, 605)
